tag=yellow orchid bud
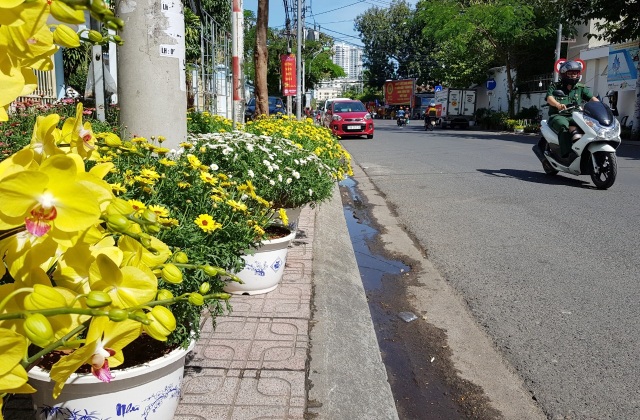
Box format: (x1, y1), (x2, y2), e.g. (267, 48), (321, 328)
(101, 132), (122, 147)
(141, 208), (157, 224)
(202, 265), (220, 277)
(188, 292), (204, 306)
(145, 224), (161, 234)
(105, 214), (131, 233)
(157, 289), (174, 301)
(107, 198), (135, 216)
(85, 291), (112, 308)
(161, 264), (183, 284)
(173, 251), (189, 264)
(87, 30), (103, 43)
(24, 314), (54, 348)
(24, 285), (67, 310)
(107, 18), (126, 31)
(108, 309), (129, 322)
(131, 310), (149, 324)
(143, 306), (176, 341)
(50, 1), (85, 24)
(199, 282), (211, 294)
(53, 25), (80, 48)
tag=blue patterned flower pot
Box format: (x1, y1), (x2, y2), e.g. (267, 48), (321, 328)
(224, 228), (296, 295)
(29, 340), (195, 420)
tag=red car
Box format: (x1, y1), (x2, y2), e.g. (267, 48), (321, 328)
(324, 99), (374, 139)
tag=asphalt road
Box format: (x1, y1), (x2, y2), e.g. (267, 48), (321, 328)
(339, 119), (640, 419)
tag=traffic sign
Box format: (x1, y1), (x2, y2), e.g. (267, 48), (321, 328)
(434, 85), (443, 92)
(486, 79), (496, 90)
(554, 58), (586, 73)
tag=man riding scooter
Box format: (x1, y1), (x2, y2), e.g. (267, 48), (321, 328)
(396, 107), (408, 126)
(546, 60), (599, 161)
(424, 101), (438, 131)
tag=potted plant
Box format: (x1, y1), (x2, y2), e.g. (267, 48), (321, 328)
(186, 130), (339, 231)
(188, 114), (353, 231)
(0, 3), (271, 418)
(102, 134), (278, 296)
(0, 100), (275, 418)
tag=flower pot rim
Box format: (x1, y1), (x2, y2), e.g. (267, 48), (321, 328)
(260, 227), (296, 246)
(28, 339), (195, 384)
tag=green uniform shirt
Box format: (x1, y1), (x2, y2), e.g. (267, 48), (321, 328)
(546, 82), (593, 116)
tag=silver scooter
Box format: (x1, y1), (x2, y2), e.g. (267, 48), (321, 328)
(532, 91), (621, 189)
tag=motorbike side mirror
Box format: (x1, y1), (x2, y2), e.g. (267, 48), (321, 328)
(553, 90), (567, 98)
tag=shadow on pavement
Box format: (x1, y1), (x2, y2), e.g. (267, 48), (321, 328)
(478, 168), (593, 188)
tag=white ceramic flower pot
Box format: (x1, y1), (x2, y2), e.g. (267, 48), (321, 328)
(29, 340), (195, 420)
(273, 206), (304, 232)
(224, 228), (296, 295)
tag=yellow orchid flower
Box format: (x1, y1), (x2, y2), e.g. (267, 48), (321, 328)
(49, 316), (141, 398)
(28, 113), (63, 162)
(88, 254), (157, 308)
(0, 148), (39, 181)
(1, 231), (60, 285)
(0, 154), (102, 237)
(0, 329), (36, 401)
(61, 103), (96, 158)
(118, 234), (172, 269)
(1, 13), (57, 65)
(0, 269), (86, 343)
(53, 235), (122, 294)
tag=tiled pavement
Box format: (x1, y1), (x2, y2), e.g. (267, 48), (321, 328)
(174, 207), (316, 420)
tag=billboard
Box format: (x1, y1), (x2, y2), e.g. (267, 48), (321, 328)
(280, 54), (297, 96)
(608, 41), (639, 91)
(384, 79), (415, 105)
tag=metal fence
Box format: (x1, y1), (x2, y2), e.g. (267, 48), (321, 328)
(11, 69), (58, 110)
(191, 10), (231, 118)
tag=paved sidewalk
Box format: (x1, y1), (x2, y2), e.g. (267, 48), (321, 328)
(174, 207), (315, 419)
(175, 185), (398, 419)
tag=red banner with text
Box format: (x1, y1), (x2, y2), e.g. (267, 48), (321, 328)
(281, 54), (297, 96)
(384, 79), (415, 105)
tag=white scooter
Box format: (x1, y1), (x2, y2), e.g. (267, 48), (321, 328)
(532, 90), (621, 189)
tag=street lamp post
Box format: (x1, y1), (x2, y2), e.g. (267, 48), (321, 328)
(304, 47), (330, 110)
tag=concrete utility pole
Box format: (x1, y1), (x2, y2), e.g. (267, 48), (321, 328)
(231, 0), (244, 129)
(295, 0), (303, 119)
(117, 0), (187, 150)
(554, 22), (563, 82)
(90, 16), (105, 121)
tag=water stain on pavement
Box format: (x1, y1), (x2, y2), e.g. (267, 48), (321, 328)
(339, 177), (501, 420)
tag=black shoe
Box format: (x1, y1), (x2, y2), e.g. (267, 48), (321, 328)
(559, 151), (578, 164)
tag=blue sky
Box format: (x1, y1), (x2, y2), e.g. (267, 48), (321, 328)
(242, 0), (417, 47)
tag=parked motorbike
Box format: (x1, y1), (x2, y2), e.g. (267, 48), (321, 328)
(397, 115), (407, 126)
(532, 90), (621, 189)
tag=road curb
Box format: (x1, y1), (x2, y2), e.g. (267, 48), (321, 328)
(307, 184), (399, 419)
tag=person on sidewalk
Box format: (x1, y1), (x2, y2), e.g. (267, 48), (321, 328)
(546, 60), (599, 159)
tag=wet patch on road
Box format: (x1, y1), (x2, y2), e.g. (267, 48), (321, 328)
(339, 177), (502, 420)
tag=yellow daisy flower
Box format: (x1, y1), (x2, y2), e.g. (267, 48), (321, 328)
(194, 214), (222, 233)
(127, 199), (146, 214)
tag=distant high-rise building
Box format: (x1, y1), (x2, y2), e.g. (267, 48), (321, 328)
(331, 42), (363, 80)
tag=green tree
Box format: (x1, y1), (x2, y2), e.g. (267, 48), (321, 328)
(560, 0), (640, 139)
(355, 0), (432, 89)
(254, 0), (269, 116)
(62, 44), (91, 94)
(417, 0), (555, 116)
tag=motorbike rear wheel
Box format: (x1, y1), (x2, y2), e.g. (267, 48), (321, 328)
(590, 151), (617, 189)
